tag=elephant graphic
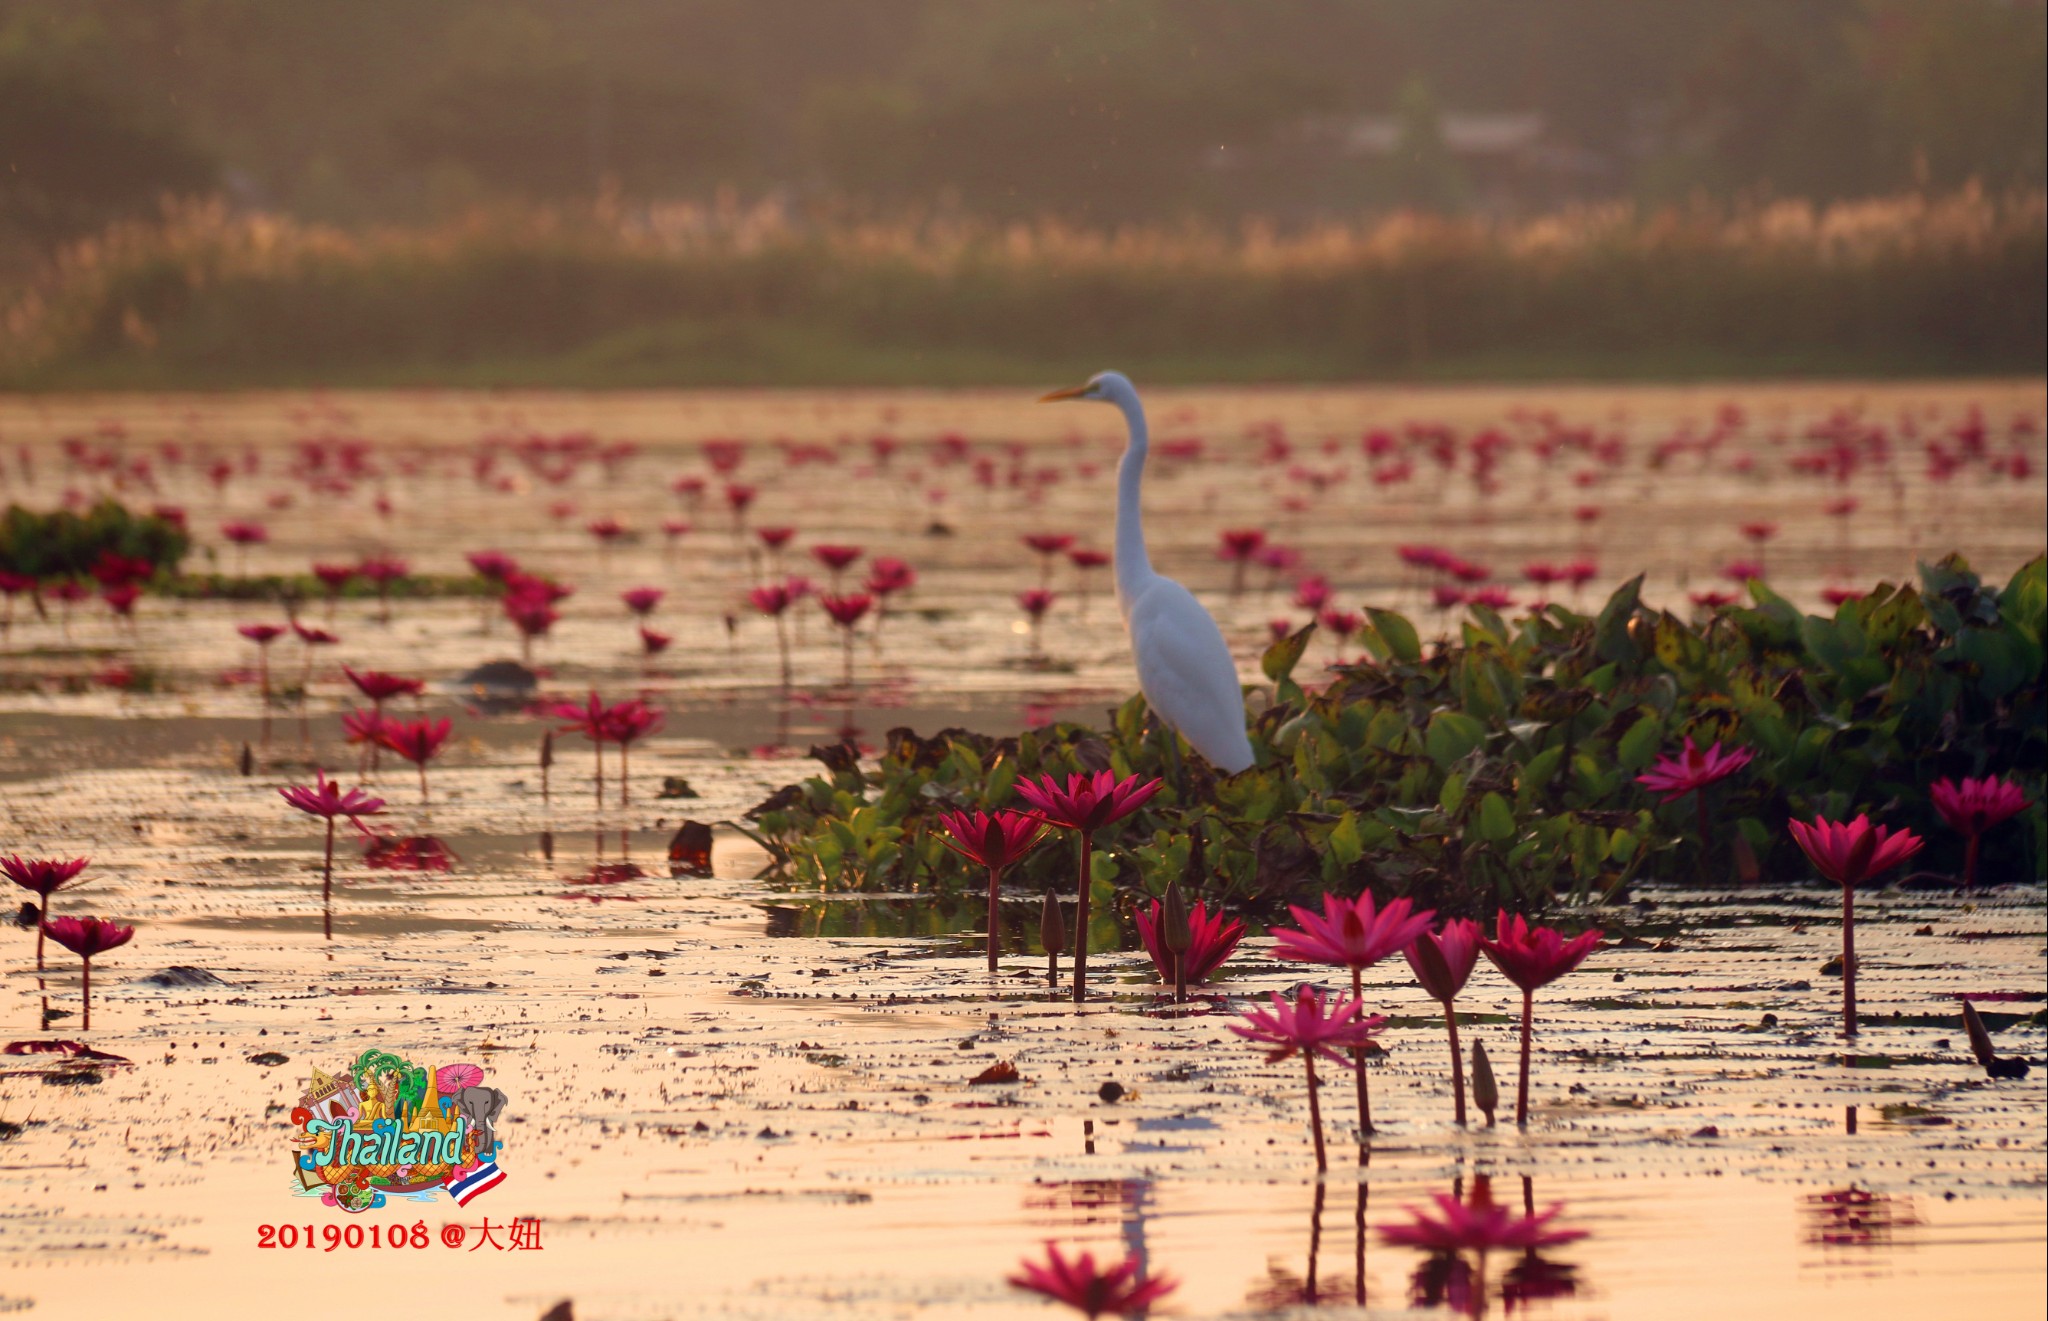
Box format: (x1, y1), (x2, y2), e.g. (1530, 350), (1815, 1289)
(454, 1085), (508, 1156)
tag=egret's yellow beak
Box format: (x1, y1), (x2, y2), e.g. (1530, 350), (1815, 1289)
(1038, 383), (1090, 402)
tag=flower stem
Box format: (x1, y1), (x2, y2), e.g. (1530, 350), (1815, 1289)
(1963, 831), (1981, 893)
(1304, 1054), (1328, 1172)
(1516, 989), (1533, 1127)
(1841, 882), (1857, 1039)
(986, 864), (1001, 974)
(1071, 835), (1092, 1004)
(322, 816), (336, 942)
(620, 743), (630, 808)
(1447, 1001), (1466, 1126)
(1350, 964), (1373, 1137)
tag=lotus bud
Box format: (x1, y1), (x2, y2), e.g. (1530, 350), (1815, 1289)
(1472, 1039), (1499, 1128)
(1040, 889), (1066, 992)
(1161, 881), (1192, 956)
(1040, 889), (1065, 955)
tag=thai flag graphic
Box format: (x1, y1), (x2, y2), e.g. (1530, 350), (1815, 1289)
(445, 1161), (505, 1206)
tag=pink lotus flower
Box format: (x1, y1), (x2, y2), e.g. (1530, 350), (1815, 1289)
(1931, 774), (2030, 879)
(936, 809), (1048, 873)
(756, 525), (794, 550)
(1007, 1242), (1176, 1319)
(749, 582), (798, 684)
(1016, 771), (1163, 1004)
(639, 626), (672, 656)
(1274, 892), (1435, 972)
(312, 562), (356, 598)
(938, 809), (1048, 973)
(1018, 588), (1057, 654)
(1787, 815), (1924, 889)
(820, 592), (873, 685)
(820, 592), (872, 628)
(343, 666), (423, 704)
(603, 698), (663, 806)
(1405, 917), (1485, 1125)
(1272, 891), (1432, 1134)
(45, 915), (136, 1031)
(280, 770), (389, 938)
(1789, 814), (1924, 1038)
(1134, 897), (1244, 984)
(1635, 736), (1755, 840)
(621, 587), (664, 617)
(1218, 528), (1266, 594)
(1015, 771), (1163, 834)
(1231, 986), (1386, 1169)
(865, 557), (916, 597)
(1380, 1175), (1587, 1254)
(1481, 911), (1602, 1125)
(280, 771), (387, 824)
(340, 708), (387, 752)
(811, 543), (863, 574)
(749, 583), (794, 616)
(376, 717), (452, 802)
(3, 855), (89, 971)
(465, 550), (519, 583)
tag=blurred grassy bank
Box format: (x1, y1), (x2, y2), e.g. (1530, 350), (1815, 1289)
(4, 190), (2041, 389)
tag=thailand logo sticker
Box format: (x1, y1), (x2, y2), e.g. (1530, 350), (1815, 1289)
(289, 1050), (508, 1213)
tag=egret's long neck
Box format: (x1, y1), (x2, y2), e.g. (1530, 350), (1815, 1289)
(1112, 391), (1155, 602)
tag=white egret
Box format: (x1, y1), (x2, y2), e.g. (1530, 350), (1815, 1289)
(1041, 371), (1255, 774)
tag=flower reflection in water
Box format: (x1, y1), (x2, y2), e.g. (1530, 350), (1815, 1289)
(1384, 1175), (1588, 1318)
(1020, 1180), (1159, 1315)
(1243, 1180), (1367, 1310)
(1804, 1186), (1920, 1249)
(360, 834), (457, 873)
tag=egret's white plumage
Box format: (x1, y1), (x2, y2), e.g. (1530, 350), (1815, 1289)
(1042, 370), (1254, 773)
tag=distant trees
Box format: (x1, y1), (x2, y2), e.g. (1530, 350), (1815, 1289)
(0, 0), (2041, 250)
(0, 53), (213, 244)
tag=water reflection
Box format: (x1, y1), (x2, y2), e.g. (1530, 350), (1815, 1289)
(360, 834), (457, 872)
(1023, 1179), (1154, 1281)
(1244, 1181), (1367, 1309)
(1384, 1175), (1590, 1318)
(1804, 1187), (1920, 1249)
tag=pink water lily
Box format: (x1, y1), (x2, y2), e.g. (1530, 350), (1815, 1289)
(1481, 912), (1602, 1126)
(1231, 986), (1385, 1170)
(1015, 772), (1163, 1004)
(280, 772), (386, 941)
(1788, 814), (1924, 1038)
(1133, 897), (1244, 985)
(936, 809), (1048, 974)
(1931, 775), (2030, 890)
(45, 915), (136, 1032)
(1635, 736), (1754, 840)
(1272, 891), (1434, 1135)
(1405, 917), (1485, 1125)
(2, 855), (90, 971)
